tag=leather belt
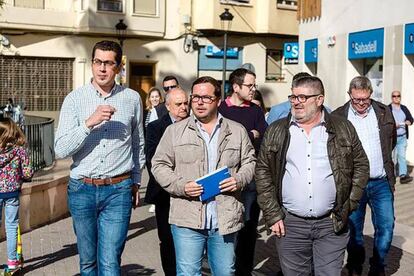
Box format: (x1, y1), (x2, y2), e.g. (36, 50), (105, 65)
(286, 210), (332, 220)
(82, 172), (131, 186)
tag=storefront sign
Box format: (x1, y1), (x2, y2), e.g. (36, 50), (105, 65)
(305, 39), (318, 63)
(205, 45), (239, 58)
(405, 23), (414, 55)
(348, 28), (384, 59)
(284, 42), (299, 64)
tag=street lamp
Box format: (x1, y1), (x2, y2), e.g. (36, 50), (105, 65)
(115, 19), (128, 48)
(219, 8), (234, 98)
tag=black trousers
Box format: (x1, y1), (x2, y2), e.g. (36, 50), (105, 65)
(155, 201), (176, 276)
(235, 199), (261, 276)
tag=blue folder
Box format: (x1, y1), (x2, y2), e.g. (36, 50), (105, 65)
(196, 166), (230, 202)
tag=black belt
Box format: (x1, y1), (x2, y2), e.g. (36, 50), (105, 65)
(286, 210), (332, 220)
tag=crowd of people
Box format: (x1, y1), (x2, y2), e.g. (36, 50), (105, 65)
(8, 39), (405, 276)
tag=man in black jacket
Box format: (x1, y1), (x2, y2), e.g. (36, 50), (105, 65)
(144, 88), (189, 276)
(256, 76), (369, 276)
(389, 90), (413, 184)
(149, 76), (180, 122)
(333, 76), (397, 276)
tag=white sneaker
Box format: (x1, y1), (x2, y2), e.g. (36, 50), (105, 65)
(148, 204), (155, 213)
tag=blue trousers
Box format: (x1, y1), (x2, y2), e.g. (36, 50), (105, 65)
(347, 178), (395, 273)
(68, 178), (132, 276)
(0, 196), (19, 261)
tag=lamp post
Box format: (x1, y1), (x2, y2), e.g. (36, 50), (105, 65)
(219, 8), (234, 98)
(115, 19), (128, 48)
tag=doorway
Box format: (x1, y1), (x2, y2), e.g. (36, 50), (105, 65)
(129, 62), (156, 109)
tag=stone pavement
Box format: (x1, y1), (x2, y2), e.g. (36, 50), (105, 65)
(1, 170), (414, 275)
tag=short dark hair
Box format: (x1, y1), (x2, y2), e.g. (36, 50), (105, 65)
(348, 76), (373, 94)
(192, 76), (221, 98)
(228, 68), (256, 95)
(163, 75), (179, 85)
(291, 72), (311, 88)
(92, 40), (122, 66)
(292, 76), (325, 96)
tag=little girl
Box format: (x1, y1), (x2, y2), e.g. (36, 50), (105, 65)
(0, 117), (33, 270)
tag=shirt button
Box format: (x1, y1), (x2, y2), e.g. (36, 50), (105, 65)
(105, 129), (108, 132)
(308, 168), (310, 170)
(101, 160), (104, 163)
(308, 141), (311, 144)
(308, 182), (311, 184)
(308, 154), (310, 157)
(310, 209), (312, 211)
(309, 195), (312, 198)
(103, 145), (106, 148)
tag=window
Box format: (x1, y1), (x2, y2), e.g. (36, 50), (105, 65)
(97, 0), (122, 12)
(277, 0), (298, 11)
(134, 0), (157, 16)
(0, 56), (74, 111)
(266, 49), (284, 82)
(14, 0), (44, 9)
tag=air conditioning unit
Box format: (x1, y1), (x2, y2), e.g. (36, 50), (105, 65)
(98, 1), (122, 12)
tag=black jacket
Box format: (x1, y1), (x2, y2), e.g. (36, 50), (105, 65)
(388, 104), (413, 139)
(256, 109), (369, 233)
(333, 100), (396, 188)
(144, 114), (173, 204)
(155, 104), (168, 120)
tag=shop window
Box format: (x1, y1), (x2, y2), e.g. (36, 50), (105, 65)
(98, 0), (122, 12)
(134, 0), (157, 16)
(277, 0), (298, 10)
(14, 0), (44, 9)
(266, 49), (284, 82)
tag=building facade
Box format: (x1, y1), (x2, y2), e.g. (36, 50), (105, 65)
(0, 0), (299, 122)
(298, 0), (414, 163)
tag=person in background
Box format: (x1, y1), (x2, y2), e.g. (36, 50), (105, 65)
(333, 76), (396, 276)
(251, 90), (269, 120)
(218, 67), (267, 276)
(256, 76), (369, 276)
(54, 40), (145, 275)
(149, 76), (180, 122)
(144, 87), (164, 128)
(389, 90), (413, 184)
(152, 76), (256, 275)
(145, 88), (189, 276)
(0, 118), (34, 271)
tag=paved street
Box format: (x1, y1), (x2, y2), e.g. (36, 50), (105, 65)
(1, 168), (414, 275)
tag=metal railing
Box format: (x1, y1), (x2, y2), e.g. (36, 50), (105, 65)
(24, 115), (55, 171)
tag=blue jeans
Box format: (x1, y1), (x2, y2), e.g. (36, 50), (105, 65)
(0, 196), (19, 261)
(347, 178), (394, 273)
(68, 178), (132, 276)
(171, 225), (236, 276)
(393, 135), (408, 176)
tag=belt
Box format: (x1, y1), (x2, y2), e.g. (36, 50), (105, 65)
(82, 172), (131, 186)
(286, 210), (332, 220)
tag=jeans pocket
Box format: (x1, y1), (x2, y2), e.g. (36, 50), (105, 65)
(113, 178), (133, 191)
(68, 178), (84, 193)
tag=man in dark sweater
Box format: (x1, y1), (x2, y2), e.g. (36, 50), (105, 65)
(218, 68), (268, 276)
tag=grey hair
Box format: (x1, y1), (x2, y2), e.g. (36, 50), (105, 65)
(165, 88), (188, 105)
(348, 76), (373, 94)
(291, 75), (325, 96)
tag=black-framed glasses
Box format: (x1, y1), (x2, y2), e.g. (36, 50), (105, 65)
(349, 94), (371, 104)
(288, 94), (321, 103)
(92, 59), (117, 68)
(163, 85), (178, 92)
(392, 95), (401, 98)
(190, 95), (217, 104)
(242, 83), (258, 91)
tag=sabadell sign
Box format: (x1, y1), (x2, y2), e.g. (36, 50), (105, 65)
(348, 28), (384, 60)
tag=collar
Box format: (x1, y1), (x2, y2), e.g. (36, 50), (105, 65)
(289, 110), (326, 127)
(90, 79), (119, 98)
(349, 102), (373, 118)
(194, 113), (224, 127)
(225, 97), (251, 107)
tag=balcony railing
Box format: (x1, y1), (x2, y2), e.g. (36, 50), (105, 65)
(24, 115), (55, 171)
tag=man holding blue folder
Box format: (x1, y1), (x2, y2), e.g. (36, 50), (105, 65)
(152, 76), (256, 276)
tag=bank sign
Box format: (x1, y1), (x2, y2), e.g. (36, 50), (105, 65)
(284, 42), (299, 64)
(405, 23), (414, 55)
(205, 45), (239, 58)
(305, 39), (318, 63)
(348, 28), (384, 60)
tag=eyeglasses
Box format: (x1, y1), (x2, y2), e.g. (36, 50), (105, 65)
(288, 94), (321, 103)
(392, 95), (401, 98)
(163, 85), (178, 92)
(92, 59), (117, 68)
(190, 95), (217, 104)
(349, 94), (371, 104)
(242, 83), (258, 91)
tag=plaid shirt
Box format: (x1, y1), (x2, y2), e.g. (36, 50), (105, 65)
(55, 82), (145, 184)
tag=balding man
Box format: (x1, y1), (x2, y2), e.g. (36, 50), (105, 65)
(144, 88), (189, 276)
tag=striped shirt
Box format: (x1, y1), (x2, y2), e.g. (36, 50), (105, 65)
(55, 82), (145, 184)
(347, 105), (386, 179)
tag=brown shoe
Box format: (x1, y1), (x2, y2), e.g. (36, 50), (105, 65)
(400, 175), (413, 184)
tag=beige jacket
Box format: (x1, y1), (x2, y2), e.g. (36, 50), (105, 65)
(151, 116), (256, 235)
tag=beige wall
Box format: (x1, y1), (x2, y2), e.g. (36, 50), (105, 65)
(299, 0), (414, 164)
